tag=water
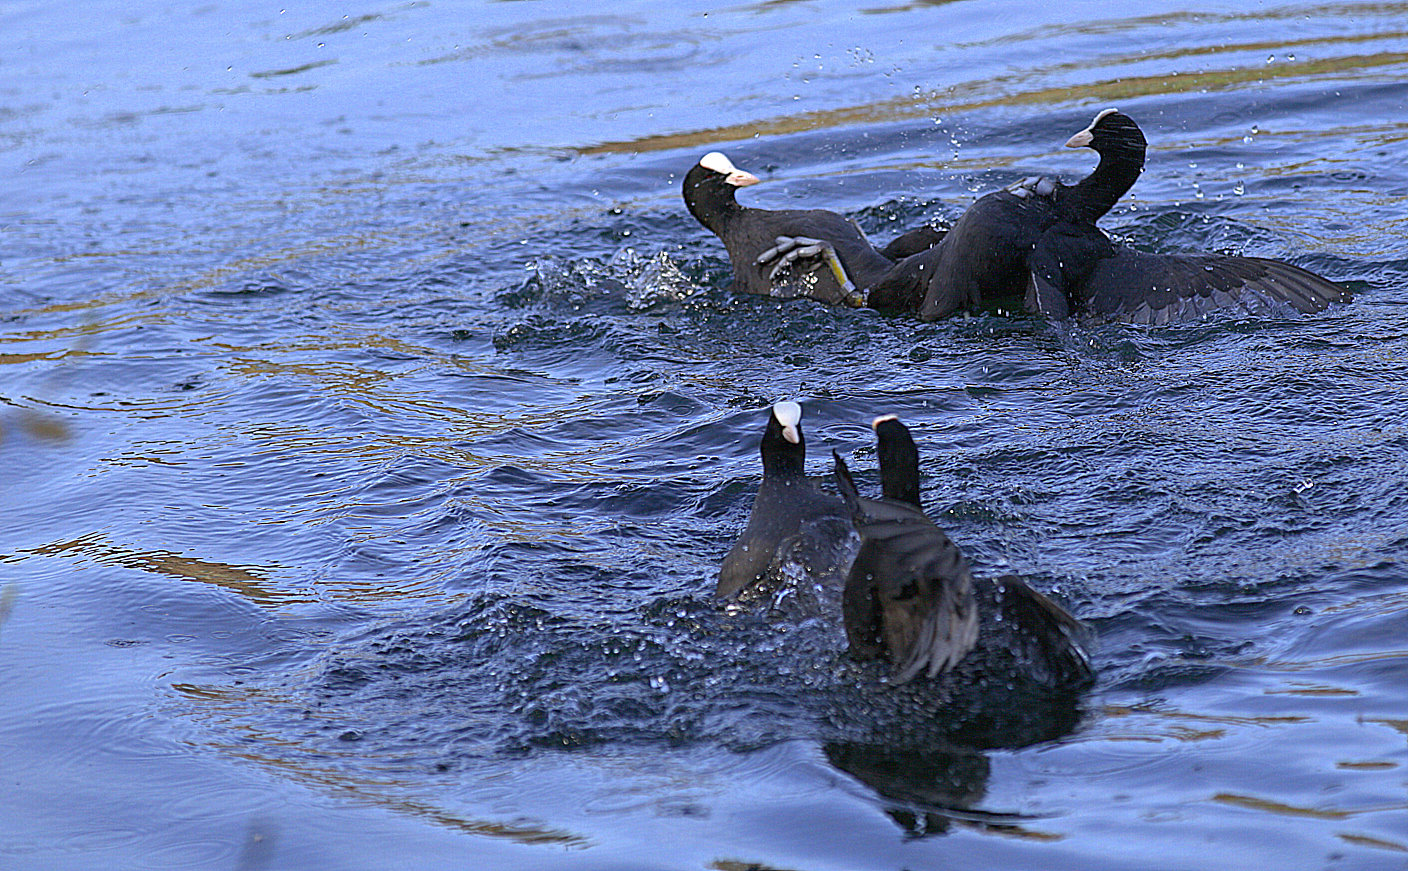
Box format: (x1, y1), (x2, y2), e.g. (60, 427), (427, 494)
(3, 1), (1407, 868)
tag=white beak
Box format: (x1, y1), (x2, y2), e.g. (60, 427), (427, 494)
(1065, 129), (1093, 148)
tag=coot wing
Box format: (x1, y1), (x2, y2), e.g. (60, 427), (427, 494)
(1081, 249), (1349, 324)
(916, 185), (1064, 321)
(835, 455), (980, 682)
(879, 224), (947, 260)
(984, 574), (1094, 688)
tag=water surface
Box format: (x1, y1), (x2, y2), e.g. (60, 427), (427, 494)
(3, 1), (1408, 868)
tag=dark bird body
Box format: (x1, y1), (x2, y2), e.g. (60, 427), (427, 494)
(756, 110), (1348, 323)
(1023, 109), (1350, 323)
(835, 417), (1093, 690)
(717, 401), (855, 604)
(683, 152), (943, 306)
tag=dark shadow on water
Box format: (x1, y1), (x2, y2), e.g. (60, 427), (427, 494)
(822, 685), (1085, 839)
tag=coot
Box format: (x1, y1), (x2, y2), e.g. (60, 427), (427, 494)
(762, 110), (1348, 323)
(683, 152), (943, 306)
(835, 416), (1093, 688)
(1027, 109), (1350, 323)
(717, 401), (855, 602)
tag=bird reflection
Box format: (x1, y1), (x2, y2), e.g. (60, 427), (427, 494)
(822, 682), (1084, 839)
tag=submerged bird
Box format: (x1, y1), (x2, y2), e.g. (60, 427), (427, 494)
(834, 416), (1093, 689)
(759, 110), (1349, 323)
(717, 401), (856, 604)
(683, 151), (945, 307)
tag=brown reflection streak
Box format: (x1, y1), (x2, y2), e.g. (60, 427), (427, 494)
(0, 304), (163, 343)
(1256, 650), (1408, 674)
(168, 682), (591, 848)
(1263, 683), (1361, 696)
(1368, 718), (1408, 738)
(1212, 793), (1408, 821)
(1338, 833), (1408, 853)
(1102, 703), (1310, 729)
(582, 48), (1408, 156)
(25, 532), (306, 608)
(957, 9), (1408, 57)
(711, 862), (801, 871)
(0, 349), (96, 365)
(967, 823), (1064, 842)
(1213, 793), (1351, 819)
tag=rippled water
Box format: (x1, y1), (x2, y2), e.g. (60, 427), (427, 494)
(4, 1), (1408, 868)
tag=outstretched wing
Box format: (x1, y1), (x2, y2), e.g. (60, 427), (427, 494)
(1082, 248), (1349, 324)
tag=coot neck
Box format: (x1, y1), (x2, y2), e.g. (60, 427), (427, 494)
(1070, 138), (1145, 223)
(877, 429), (922, 509)
(761, 433), (806, 479)
(684, 177), (743, 234)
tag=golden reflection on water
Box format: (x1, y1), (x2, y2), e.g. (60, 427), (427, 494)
(21, 531), (456, 608)
(1101, 702), (1310, 731)
(584, 19), (1408, 157)
(25, 532), (307, 609)
(1368, 717), (1408, 737)
(1337, 832), (1408, 853)
(1212, 791), (1408, 822)
(1336, 760), (1398, 770)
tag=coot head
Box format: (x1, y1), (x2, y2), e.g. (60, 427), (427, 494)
(717, 400), (853, 602)
(1065, 108), (1146, 159)
(1060, 109), (1147, 224)
(761, 399), (805, 477)
(872, 414), (922, 509)
(683, 152), (761, 231)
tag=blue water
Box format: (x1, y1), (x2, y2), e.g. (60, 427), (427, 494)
(3, 2), (1408, 868)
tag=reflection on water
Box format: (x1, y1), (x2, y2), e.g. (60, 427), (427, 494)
(3, 0), (1408, 868)
(820, 739), (1078, 840)
(585, 10), (1408, 155)
(26, 533), (302, 609)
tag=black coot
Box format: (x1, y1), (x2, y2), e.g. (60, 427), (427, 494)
(907, 109), (1146, 319)
(835, 416), (1093, 688)
(759, 110), (1348, 323)
(683, 152), (943, 306)
(717, 401), (854, 602)
(758, 174), (1066, 317)
(1027, 109), (1350, 323)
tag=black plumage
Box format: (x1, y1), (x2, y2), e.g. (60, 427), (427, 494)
(683, 151), (943, 306)
(835, 416), (1093, 689)
(1025, 109), (1350, 322)
(755, 110), (1348, 323)
(717, 401), (854, 602)
(758, 155), (1105, 318)
(835, 445), (979, 682)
